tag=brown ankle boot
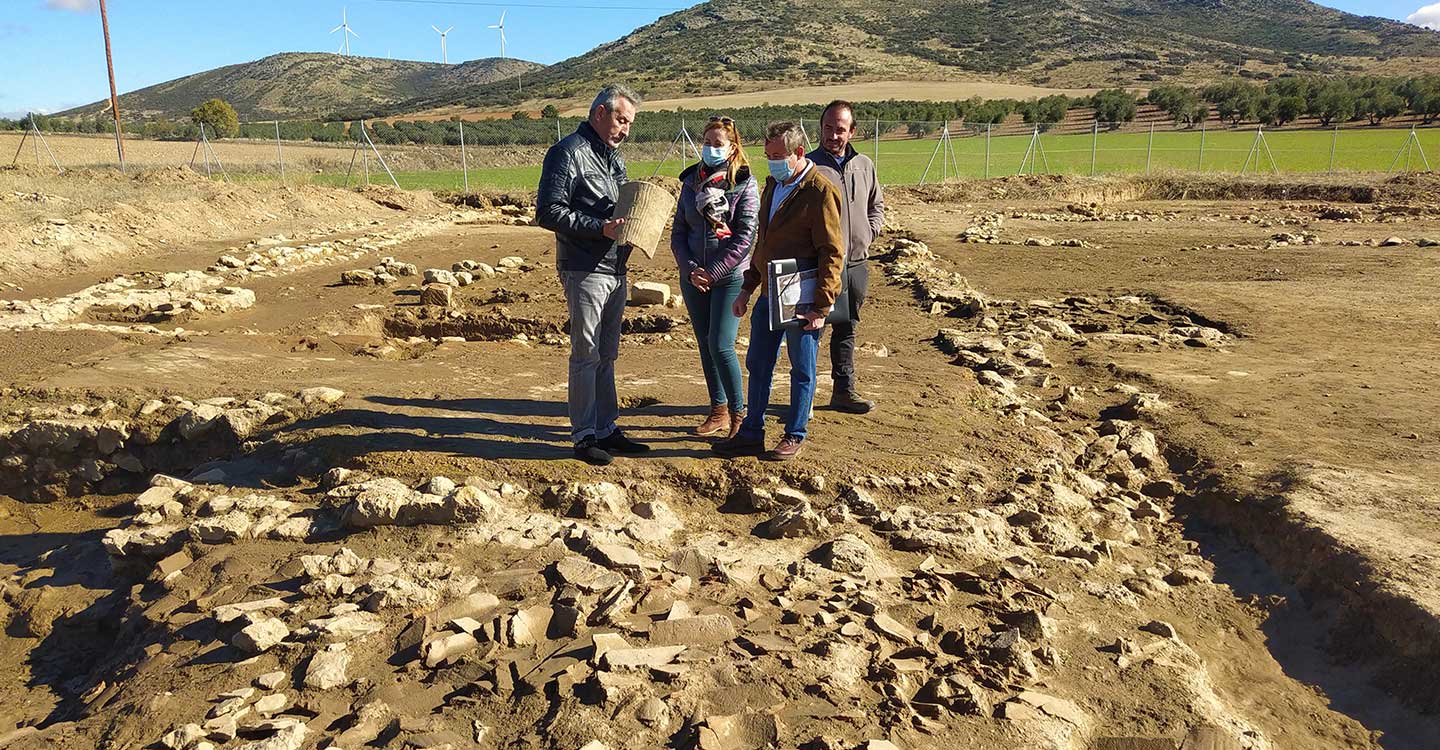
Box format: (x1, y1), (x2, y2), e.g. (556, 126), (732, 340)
(727, 408), (746, 439)
(696, 404), (730, 436)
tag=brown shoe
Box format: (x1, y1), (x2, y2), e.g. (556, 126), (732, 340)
(727, 408), (746, 439)
(762, 435), (804, 462)
(696, 404), (730, 436)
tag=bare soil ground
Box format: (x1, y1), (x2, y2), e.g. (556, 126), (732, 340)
(0, 169), (1438, 750)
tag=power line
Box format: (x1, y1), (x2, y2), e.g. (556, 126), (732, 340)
(370, 0), (686, 10)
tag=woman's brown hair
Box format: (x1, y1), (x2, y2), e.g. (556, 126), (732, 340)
(703, 116), (749, 185)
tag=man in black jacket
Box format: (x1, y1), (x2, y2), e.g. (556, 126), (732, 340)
(537, 84), (650, 465)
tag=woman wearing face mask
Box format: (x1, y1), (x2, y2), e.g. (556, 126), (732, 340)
(669, 116), (760, 439)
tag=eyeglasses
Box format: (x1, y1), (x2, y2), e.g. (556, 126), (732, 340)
(708, 116), (734, 125)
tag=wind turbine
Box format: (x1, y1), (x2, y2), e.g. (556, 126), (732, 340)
(432, 24), (454, 64)
(331, 8), (359, 56)
(488, 11), (507, 59)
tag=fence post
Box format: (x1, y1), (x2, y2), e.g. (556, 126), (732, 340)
(459, 119), (469, 193)
(556, 117), (562, 144)
(985, 123), (991, 179)
(1090, 121), (1098, 176)
(1329, 125), (1338, 173)
(275, 121), (285, 182)
(1198, 121), (1206, 172)
(873, 117), (880, 179)
(1146, 122), (1154, 174)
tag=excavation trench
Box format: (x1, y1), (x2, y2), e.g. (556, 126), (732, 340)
(1167, 455), (1440, 740)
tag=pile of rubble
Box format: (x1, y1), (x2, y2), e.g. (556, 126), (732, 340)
(337, 257), (419, 286)
(958, 214), (1005, 244)
(0, 270), (254, 335)
(0, 386), (345, 501)
(1338, 236), (1440, 248)
(75, 388), (1275, 750)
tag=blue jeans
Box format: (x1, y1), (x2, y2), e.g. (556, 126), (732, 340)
(678, 271), (744, 413)
(559, 270), (626, 444)
(737, 297), (821, 442)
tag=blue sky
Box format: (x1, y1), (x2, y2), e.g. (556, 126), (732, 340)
(0, 0), (1436, 118)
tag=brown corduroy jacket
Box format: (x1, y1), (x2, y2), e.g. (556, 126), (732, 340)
(741, 163), (846, 311)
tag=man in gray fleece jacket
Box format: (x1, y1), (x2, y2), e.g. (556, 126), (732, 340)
(808, 100), (885, 414)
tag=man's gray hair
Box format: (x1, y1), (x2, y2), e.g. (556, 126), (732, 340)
(591, 84), (642, 116)
(766, 121), (806, 154)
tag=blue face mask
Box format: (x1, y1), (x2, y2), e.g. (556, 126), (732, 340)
(767, 157), (795, 182)
(701, 145), (729, 167)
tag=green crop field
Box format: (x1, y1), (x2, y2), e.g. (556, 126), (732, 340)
(308, 126), (1439, 192)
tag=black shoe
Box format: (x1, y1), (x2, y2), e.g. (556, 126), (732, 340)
(597, 430), (650, 454)
(831, 390), (876, 414)
(574, 437), (613, 466)
(712, 434), (766, 458)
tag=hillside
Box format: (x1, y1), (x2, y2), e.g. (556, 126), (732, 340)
(427, 0), (1440, 112)
(60, 53), (544, 121)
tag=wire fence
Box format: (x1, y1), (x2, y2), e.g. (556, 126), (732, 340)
(5, 116), (1436, 192)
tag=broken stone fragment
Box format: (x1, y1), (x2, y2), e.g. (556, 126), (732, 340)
(232, 617), (289, 654)
(420, 283), (454, 307)
(695, 712), (781, 750)
(599, 645), (686, 671)
(810, 534), (876, 574)
(189, 511), (254, 544)
(303, 644), (351, 690)
(636, 696), (670, 728)
(1140, 620), (1178, 640)
(253, 693), (288, 716)
(648, 614), (737, 647)
(554, 556), (625, 593)
(297, 387), (345, 407)
(869, 613), (916, 644)
(160, 723), (205, 750)
(424, 632), (480, 668)
(760, 500), (829, 539)
(231, 720), (308, 750)
(628, 281), (671, 306)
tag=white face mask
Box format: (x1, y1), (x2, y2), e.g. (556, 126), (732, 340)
(701, 145), (730, 167)
(767, 157), (796, 182)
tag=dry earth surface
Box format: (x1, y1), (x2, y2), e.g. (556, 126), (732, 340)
(0, 165), (1438, 750)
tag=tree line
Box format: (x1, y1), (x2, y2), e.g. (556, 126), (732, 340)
(1145, 75), (1440, 128)
(5, 75), (1438, 147)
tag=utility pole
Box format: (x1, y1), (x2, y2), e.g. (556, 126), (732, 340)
(99, 0), (126, 171)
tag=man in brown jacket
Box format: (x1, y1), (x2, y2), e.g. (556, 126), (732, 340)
(714, 122), (846, 461)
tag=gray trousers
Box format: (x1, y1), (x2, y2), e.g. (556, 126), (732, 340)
(560, 270), (626, 444)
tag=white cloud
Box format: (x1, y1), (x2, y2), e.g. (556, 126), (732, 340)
(45, 0), (98, 12)
(1408, 3), (1440, 30)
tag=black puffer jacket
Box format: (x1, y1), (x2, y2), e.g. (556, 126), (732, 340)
(537, 122), (631, 275)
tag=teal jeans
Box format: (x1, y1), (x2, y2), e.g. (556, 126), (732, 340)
(678, 271), (744, 412)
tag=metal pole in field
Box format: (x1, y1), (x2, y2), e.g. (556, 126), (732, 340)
(985, 123), (991, 179)
(1090, 121), (1098, 176)
(276, 121), (285, 182)
(873, 117), (879, 175)
(1328, 125), (1338, 173)
(556, 117), (562, 143)
(200, 124), (212, 178)
(359, 120), (401, 188)
(459, 119), (469, 193)
(10, 118), (32, 167)
(1146, 122), (1154, 173)
(1197, 120), (1206, 172)
(98, 0), (126, 171)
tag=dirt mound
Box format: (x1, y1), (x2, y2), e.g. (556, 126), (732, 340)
(893, 172), (1440, 208)
(383, 306), (561, 341)
(356, 185), (444, 212)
